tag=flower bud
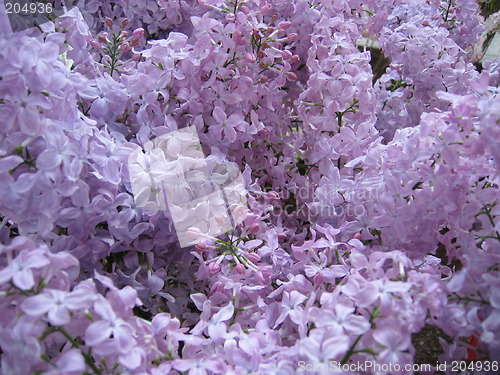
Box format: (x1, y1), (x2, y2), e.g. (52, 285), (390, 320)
(272, 13), (279, 22)
(132, 53), (142, 61)
(132, 27), (144, 40)
(260, 74), (269, 83)
(208, 262), (221, 275)
(186, 226), (203, 239)
(244, 52), (256, 63)
(121, 18), (129, 27)
(286, 71), (298, 81)
(90, 39), (102, 50)
(240, 5), (250, 14)
(281, 50), (293, 59)
(246, 252), (261, 263)
(249, 222), (260, 234)
(277, 232), (287, 240)
(98, 32), (108, 43)
(120, 42), (131, 54)
(278, 21), (292, 30)
(226, 13), (236, 22)
(287, 33), (298, 42)
(105, 17), (114, 27)
(120, 30), (129, 39)
(233, 30), (246, 45)
(267, 191), (280, 200)
(261, 4), (272, 14)
(290, 54), (300, 63)
(195, 242), (208, 251)
(235, 263), (246, 274)
(257, 50), (266, 59)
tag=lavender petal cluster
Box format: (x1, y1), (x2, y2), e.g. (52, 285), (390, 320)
(1, 0), (500, 373)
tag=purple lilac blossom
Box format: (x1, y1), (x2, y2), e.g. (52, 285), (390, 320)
(0, 0), (499, 374)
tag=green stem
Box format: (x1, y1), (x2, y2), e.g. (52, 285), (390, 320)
(449, 294), (490, 306)
(108, 34), (121, 77)
(40, 327), (102, 375)
(335, 99), (359, 129)
(443, 0), (453, 22)
(340, 335), (363, 365)
(340, 306), (380, 365)
(336, 112), (343, 129)
(479, 204), (500, 242)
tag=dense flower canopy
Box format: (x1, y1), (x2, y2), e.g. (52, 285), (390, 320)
(0, 0), (500, 374)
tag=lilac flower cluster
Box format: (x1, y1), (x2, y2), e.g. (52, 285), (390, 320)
(1, 0), (500, 373)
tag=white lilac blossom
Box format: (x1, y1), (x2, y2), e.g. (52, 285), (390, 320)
(0, 0), (500, 374)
